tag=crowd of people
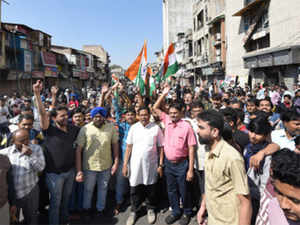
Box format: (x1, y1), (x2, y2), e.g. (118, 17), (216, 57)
(0, 78), (300, 225)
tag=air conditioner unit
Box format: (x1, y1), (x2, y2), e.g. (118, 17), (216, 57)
(216, 33), (221, 41)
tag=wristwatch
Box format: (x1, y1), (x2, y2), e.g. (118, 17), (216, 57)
(158, 164), (165, 168)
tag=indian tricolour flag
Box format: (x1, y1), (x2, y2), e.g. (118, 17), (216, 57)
(163, 43), (179, 80)
(125, 41), (147, 95)
(150, 65), (162, 96)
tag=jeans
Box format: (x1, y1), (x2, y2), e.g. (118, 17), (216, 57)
(46, 169), (75, 225)
(16, 184), (39, 225)
(83, 168), (111, 212)
(69, 181), (84, 211)
(164, 159), (192, 217)
(193, 169), (205, 208)
(115, 161), (129, 205)
(38, 171), (49, 212)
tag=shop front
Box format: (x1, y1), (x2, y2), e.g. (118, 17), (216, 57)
(244, 45), (300, 90)
(201, 62), (225, 82)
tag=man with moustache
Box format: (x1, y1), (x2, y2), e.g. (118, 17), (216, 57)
(122, 107), (164, 225)
(0, 129), (45, 225)
(255, 149), (300, 225)
(196, 110), (252, 225)
(250, 109), (300, 169)
(33, 80), (80, 225)
(75, 107), (119, 220)
(153, 83), (196, 225)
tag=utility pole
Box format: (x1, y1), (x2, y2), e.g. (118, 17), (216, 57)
(0, 0), (10, 22)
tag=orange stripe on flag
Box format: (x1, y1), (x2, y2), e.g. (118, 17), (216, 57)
(125, 48), (143, 81)
(163, 43), (175, 75)
(125, 41), (147, 81)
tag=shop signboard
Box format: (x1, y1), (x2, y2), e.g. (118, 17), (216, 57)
(80, 71), (89, 80)
(44, 67), (57, 78)
(41, 51), (57, 67)
(73, 70), (81, 78)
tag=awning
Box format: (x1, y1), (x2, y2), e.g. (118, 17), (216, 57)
(207, 14), (225, 26)
(233, 0), (266, 16)
(32, 71), (44, 79)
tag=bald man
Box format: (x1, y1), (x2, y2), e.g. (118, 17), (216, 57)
(0, 128), (45, 225)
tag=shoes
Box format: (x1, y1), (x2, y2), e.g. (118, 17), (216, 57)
(179, 214), (191, 225)
(94, 210), (104, 220)
(126, 212), (137, 225)
(82, 210), (92, 223)
(147, 209), (156, 224)
(165, 214), (181, 224)
(114, 203), (121, 216)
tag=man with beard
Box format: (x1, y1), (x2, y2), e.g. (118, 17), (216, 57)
(255, 149), (300, 225)
(71, 108), (85, 127)
(75, 107), (119, 221)
(196, 110), (252, 225)
(250, 109), (300, 168)
(183, 91), (193, 117)
(33, 80), (80, 225)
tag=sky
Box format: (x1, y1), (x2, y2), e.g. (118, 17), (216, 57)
(2, 0), (163, 69)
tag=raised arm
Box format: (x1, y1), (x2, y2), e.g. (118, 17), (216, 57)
(153, 82), (170, 117)
(33, 80), (50, 130)
(50, 86), (58, 109)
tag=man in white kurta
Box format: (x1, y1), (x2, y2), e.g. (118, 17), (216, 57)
(123, 107), (164, 225)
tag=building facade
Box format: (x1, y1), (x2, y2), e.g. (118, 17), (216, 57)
(0, 21), (110, 95)
(162, 0), (193, 52)
(192, 0), (226, 82)
(231, 0), (300, 89)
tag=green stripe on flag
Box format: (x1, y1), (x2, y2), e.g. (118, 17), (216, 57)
(163, 62), (179, 80)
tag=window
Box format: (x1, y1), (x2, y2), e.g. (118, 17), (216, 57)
(197, 40), (202, 56)
(256, 10), (269, 32)
(246, 34), (270, 52)
(197, 11), (204, 30)
(188, 41), (193, 57)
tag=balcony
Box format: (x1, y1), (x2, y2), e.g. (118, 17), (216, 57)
(233, 0), (268, 16)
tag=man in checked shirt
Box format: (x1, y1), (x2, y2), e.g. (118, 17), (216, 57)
(0, 128), (45, 225)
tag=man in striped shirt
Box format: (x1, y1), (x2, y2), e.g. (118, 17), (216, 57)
(0, 128), (45, 225)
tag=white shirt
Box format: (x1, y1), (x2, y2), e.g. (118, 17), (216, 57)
(183, 118), (206, 171)
(126, 122), (164, 187)
(271, 129), (295, 151)
(0, 106), (9, 124)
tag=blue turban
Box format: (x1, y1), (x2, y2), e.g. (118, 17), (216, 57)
(90, 107), (108, 118)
